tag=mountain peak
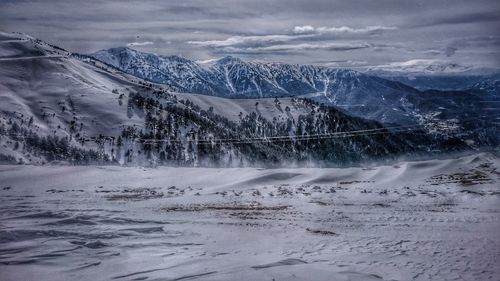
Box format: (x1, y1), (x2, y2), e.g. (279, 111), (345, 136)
(162, 54), (194, 64)
(99, 46), (136, 54)
(216, 55), (244, 65)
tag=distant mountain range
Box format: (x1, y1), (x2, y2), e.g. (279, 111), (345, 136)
(92, 47), (499, 138)
(0, 31), (498, 166)
(93, 48), (500, 96)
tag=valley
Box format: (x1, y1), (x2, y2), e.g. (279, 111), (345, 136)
(1, 32), (497, 167)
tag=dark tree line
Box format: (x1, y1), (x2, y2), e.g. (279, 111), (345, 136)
(117, 91), (466, 167)
(2, 119), (109, 165)
(0, 87), (469, 167)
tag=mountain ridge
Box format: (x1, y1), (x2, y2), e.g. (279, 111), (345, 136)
(91, 46), (499, 138)
(2, 31), (468, 167)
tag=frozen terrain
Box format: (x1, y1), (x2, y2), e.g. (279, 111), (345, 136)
(3, 31), (462, 167)
(1, 153), (499, 281)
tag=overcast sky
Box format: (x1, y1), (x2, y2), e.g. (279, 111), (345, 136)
(1, 0), (499, 69)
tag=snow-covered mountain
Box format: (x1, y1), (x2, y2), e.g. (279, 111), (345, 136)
(2, 32), (464, 166)
(364, 59), (500, 98)
(92, 47), (499, 140)
(369, 72), (500, 99)
(92, 47), (418, 101)
(469, 78), (500, 98)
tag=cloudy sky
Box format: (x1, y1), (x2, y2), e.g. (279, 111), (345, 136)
(1, 0), (499, 69)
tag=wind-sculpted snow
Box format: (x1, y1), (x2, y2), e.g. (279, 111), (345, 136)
(0, 153), (499, 280)
(2, 30), (499, 281)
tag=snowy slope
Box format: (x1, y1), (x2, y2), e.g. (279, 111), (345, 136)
(0, 32), (163, 134)
(0, 153), (499, 280)
(0, 32), (151, 163)
(2, 32), (458, 166)
(91, 48), (499, 131)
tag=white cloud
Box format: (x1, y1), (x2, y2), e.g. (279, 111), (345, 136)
(189, 25), (397, 51)
(220, 42), (370, 53)
(195, 57), (221, 65)
(126, 41), (154, 47)
(188, 35), (298, 47)
(367, 59), (472, 73)
(292, 25), (397, 35)
(319, 60), (369, 67)
(292, 25), (315, 34)
(258, 42), (370, 51)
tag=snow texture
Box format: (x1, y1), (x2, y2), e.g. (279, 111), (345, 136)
(0, 153), (499, 280)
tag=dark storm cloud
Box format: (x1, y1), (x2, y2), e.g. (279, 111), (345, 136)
(0, 0), (499, 68)
(411, 11), (500, 28)
(445, 47), (457, 57)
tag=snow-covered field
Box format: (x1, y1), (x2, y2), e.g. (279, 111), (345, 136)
(1, 153), (499, 281)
